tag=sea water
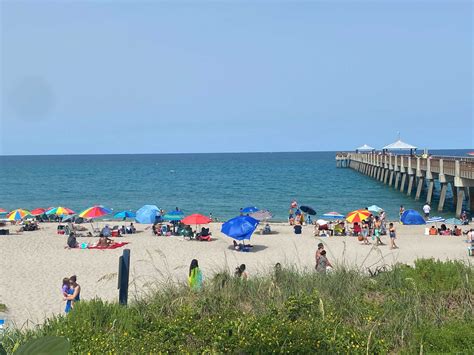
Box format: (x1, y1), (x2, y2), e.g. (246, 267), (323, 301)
(0, 150), (470, 221)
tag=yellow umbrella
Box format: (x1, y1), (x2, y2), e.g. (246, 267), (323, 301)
(346, 210), (371, 223)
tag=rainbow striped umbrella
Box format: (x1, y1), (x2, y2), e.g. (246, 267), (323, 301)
(46, 206), (76, 216)
(346, 210), (371, 223)
(7, 209), (31, 221)
(79, 205), (112, 219)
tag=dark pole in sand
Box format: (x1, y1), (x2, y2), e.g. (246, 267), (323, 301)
(118, 249), (130, 305)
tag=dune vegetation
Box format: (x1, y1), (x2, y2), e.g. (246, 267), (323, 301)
(1, 259), (473, 353)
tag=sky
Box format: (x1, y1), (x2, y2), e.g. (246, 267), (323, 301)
(0, 0), (472, 155)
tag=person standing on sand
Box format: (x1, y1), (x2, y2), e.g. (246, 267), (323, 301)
(315, 243), (324, 269)
(188, 259), (203, 290)
(389, 223), (398, 249)
(64, 275), (81, 312)
(316, 250), (332, 274)
(373, 216), (384, 246)
(399, 205), (405, 219)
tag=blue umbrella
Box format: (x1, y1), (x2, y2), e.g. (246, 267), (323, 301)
(114, 211), (136, 219)
(163, 210), (184, 221)
(221, 216), (259, 241)
(241, 206), (259, 214)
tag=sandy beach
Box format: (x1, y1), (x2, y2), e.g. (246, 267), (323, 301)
(0, 221), (471, 327)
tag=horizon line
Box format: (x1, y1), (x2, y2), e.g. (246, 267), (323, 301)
(0, 147), (471, 158)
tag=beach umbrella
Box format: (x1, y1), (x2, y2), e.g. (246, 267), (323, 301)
(46, 206), (75, 216)
(135, 205), (159, 224)
(181, 214), (212, 225)
(300, 206), (316, 215)
(0, 208), (7, 213)
(367, 205), (383, 213)
(79, 205), (112, 219)
(346, 210), (371, 223)
(427, 216), (445, 223)
(221, 215), (259, 241)
(316, 219), (328, 226)
(30, 208), (47, 216)
(322, 212), (344, 219)
(62, 214), (77, 222)
(467, 152), (474, 156)
(114, 211), (136, 219)
(444, 218), (462, 226)
(241, 206), (259, 214)
(7, 209), (31, 221)
(250, 210), (273, 221)
(163, 210), (184, 221)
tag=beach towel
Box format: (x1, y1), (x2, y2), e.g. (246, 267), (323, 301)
(88, 242), (129, 250)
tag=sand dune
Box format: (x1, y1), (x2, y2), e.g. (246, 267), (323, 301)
(0, 221), (471, 327)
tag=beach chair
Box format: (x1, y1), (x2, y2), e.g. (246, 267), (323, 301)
(90, 222), (100, 235)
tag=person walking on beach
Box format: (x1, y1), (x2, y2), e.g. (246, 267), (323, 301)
(389, 223), (398, 249)
(423, 203), (431, 219)
(188, 259), (203, 290)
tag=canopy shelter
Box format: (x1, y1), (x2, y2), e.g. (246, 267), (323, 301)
(382, 139), (417, 154)
(355, 144), (375, 153)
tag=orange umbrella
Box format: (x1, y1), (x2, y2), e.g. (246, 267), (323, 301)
(346, 210), (371, 223)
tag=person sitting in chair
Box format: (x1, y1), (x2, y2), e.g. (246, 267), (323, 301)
(262, 223), (271, 235)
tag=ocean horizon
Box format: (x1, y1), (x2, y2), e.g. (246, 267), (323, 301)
(0, 149), (471, 221)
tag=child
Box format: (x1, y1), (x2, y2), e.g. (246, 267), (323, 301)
(389, 223), (398, 249)
(62, 277), (74, 313)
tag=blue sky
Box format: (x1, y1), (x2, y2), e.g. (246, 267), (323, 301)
(1, 0), (472, 155)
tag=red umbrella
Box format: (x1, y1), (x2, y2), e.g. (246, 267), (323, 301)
(467, 152), (474, 156)
(30, 208), (47, 216)
(181, 214), (212, 225)
(0, 208), (7, 213)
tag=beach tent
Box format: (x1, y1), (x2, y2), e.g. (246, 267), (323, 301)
(355, 144), (375, 152)
(400, 210), (425, 225)
(135, 205), (159, 224)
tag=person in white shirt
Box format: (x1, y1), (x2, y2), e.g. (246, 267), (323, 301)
(423, 203), (431, 218)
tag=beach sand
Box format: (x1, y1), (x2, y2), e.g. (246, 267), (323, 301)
(0, 221), (471, 327)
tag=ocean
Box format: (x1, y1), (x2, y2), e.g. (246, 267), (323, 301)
(0, 150), (471, 221)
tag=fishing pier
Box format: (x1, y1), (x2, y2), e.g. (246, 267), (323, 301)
(336, 143), (474, 217)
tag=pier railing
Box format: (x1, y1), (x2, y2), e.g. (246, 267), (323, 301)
(345, 153), (474, 180)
